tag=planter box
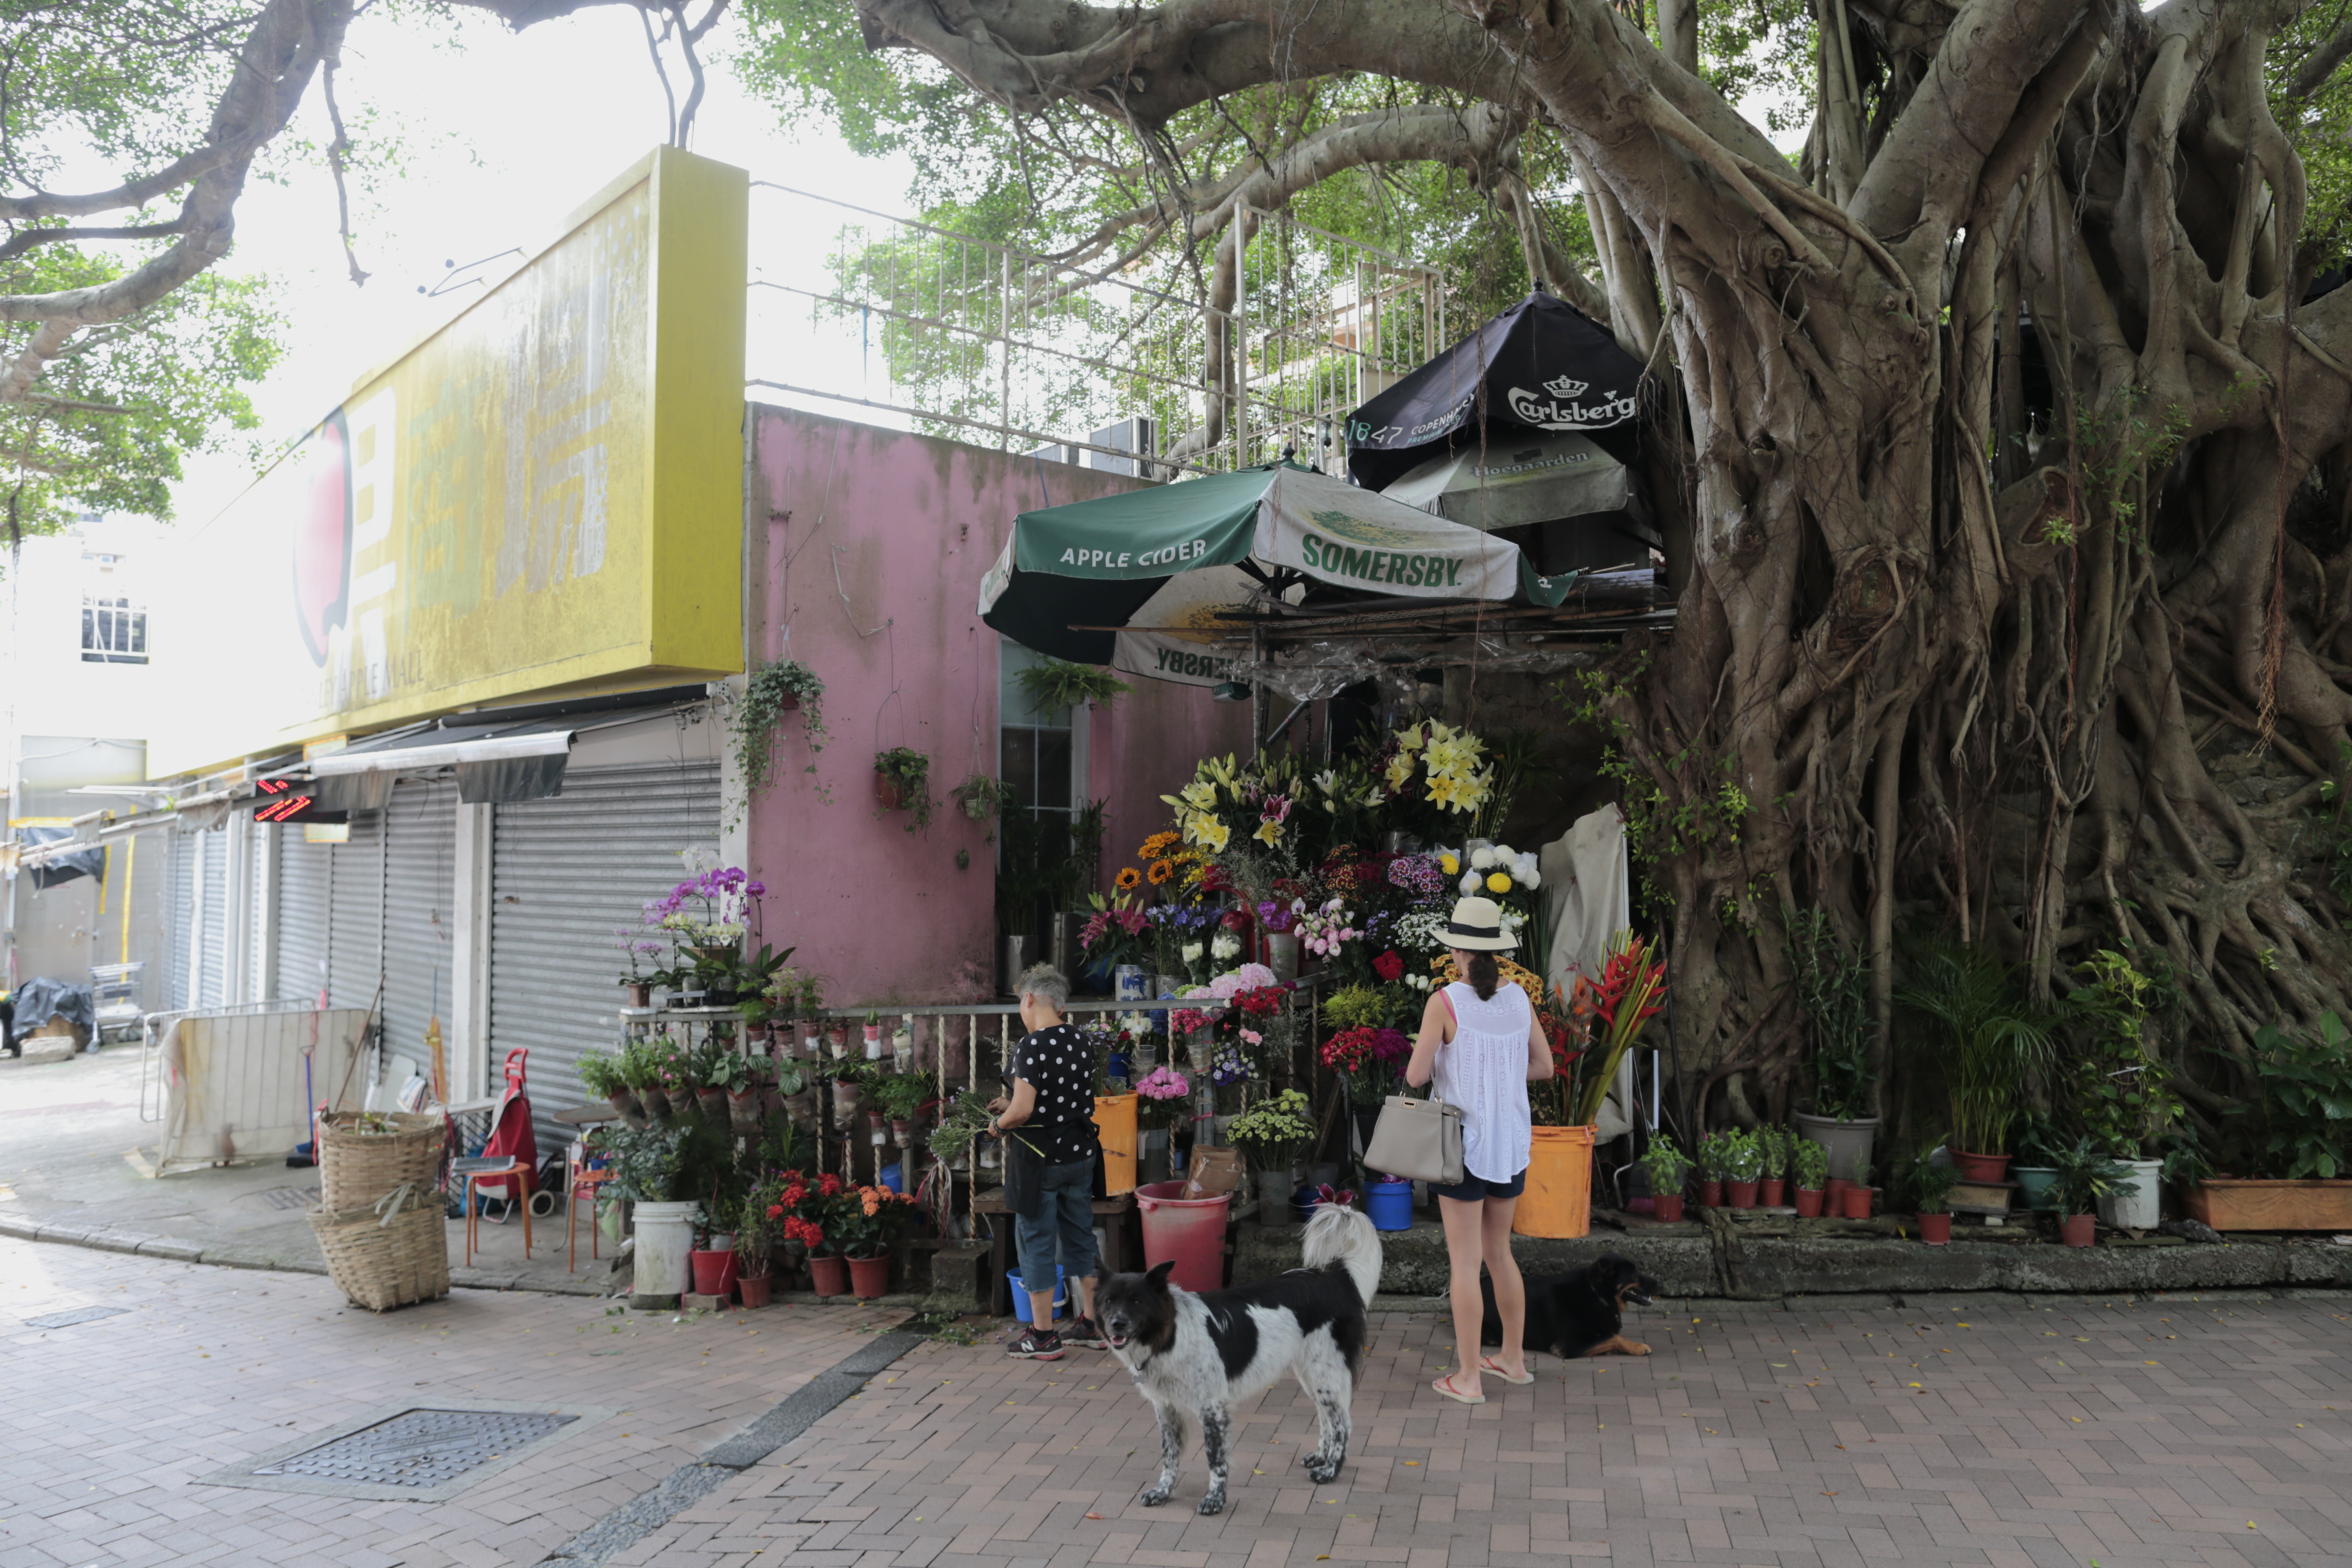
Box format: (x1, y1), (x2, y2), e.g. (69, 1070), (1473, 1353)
(2187, 1178), (2352, 1232)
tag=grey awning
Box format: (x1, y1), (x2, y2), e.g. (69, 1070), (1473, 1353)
(1380, 429), (1636, 532)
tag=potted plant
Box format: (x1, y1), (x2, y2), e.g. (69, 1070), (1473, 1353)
(1899, 1151), (1961, 1244)
(1695, 1131), (1728, 1209)
(1790, 1135), (1829, 1216)
(577, 1046), (641, 1128)
(637, 1035), (686, 1122)
(1722, 1129), (1763, 1209)
(871, 1072), (931, 1148)
(795, 1173), (853, 1296)
(592, 1123), (702, 1306)
(1757, 1125), (1791, 1207)
(873, 746), (933, 828)
(614, 928), (666, 1009)
(1787, 907), (1880, 1182)
(1897, 937), (2056, 1184)
(1229, 1089), (1317, 1227)
(861, 1009), (885, 1060)
(1014, 655), (1131, 715)
(1639, 1133), (1690, 1222)
(1133, 1066), (1192, 1185)
(730, 658), (829, 820)
(834, 1182), (918, 1299)
(2058, 950), (2177, 1229)
(2047, 1136), (2132, 1246)
(736, 1185), (777, 1308)
(2011, 1109), (2065, 1212)
(829, 1062), (866, 1122)
(2189, 1009), (2352, 1230)
(692, 1194), (742, 1300)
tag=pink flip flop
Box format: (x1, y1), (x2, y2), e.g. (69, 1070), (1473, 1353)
(1431, 1374), (1486, 1405)
(1480, 1356), (1534, 1385)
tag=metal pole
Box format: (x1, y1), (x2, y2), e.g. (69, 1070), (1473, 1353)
(1001, 249), (1014, 452)
(1232, 206), (1248, 467)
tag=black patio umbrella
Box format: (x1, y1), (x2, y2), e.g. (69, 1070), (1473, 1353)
(1343, 290), (1651, 492)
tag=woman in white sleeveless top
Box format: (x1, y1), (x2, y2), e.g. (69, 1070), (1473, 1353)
(1402, 896), (1552, 1404)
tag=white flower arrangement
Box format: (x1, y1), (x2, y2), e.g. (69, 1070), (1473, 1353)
(1470, 845), (1499, 870)
(1181, 941), (1205, 964)
(1211, 932), (1242, 962)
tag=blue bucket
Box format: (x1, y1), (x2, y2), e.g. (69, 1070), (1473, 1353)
(1005, 1265), (1069, 1319)
(1365, 1178), (1414, 1231)
(878, 1162), (904, 1194)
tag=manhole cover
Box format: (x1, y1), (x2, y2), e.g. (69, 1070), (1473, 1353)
(25, 1305), (130, 1330)
(249, 1186), (317, 1211)
(253, 1409), (577, 1490)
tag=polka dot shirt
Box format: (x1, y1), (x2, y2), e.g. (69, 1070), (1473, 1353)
(1012, 1022), (1099, 1165)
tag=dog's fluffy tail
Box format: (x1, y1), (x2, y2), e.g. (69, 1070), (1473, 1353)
(1302, 1203), (1382, 1305)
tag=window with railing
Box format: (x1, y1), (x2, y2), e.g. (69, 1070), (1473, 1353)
(82, 594), (148, 664)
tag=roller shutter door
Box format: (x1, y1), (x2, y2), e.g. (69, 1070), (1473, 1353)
(197, 829), (228, 1007)
(490, 761), (719, 1148)
(381, 780), (457, 1088)
(274, 830), (333, 1005)
(170, 831), (194, 1009)
(329, 810), (385, 1019)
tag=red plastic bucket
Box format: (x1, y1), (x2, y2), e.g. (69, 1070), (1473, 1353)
(1134, 1180), (1229, 1292)
(691, 1249), (738, 1297)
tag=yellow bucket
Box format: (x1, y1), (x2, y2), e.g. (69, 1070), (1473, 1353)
(1513, 1125), (1595, 1238)
(1094, 1093), (1138, 1196)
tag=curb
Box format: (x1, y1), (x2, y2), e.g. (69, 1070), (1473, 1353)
(0, 1209), (620, 1297)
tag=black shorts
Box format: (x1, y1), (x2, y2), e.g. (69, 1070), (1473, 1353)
(1430, 1166), (1528, 1202)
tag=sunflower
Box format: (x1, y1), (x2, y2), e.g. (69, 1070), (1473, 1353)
(1147, 860), (1175, 885)
(1116, 866), (1144, 891)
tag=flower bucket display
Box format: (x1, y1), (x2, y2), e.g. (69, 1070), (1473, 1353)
(848, 1254), (891, 1299)
(690, 1248), (739, 1298)
(809, 1253), (851, 1296)
(1364, 1177), (1414, 1231)
(1514, 1125), (1595, 1238)
(1115, 965), (1150, 1001)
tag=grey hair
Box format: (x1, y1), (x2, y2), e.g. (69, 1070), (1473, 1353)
(1016, 963), (1070, 1009)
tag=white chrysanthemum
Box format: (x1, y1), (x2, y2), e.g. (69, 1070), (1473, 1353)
(1470, 846), (1498, 870)
(1493, 843), (1516, 861)
(1514, 853), (1541, 888)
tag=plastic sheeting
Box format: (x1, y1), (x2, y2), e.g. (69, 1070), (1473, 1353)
(1224, 637), (1603, 705)
(11, 976), (94, 1031)
(154, 1007), (372, 1174)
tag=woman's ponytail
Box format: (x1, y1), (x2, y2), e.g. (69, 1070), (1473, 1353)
(1466, 951), (1500, 1001)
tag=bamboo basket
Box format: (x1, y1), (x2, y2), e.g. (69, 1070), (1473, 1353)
(311, 1185), (450, 1312)
(318, 1111), (448, 1211)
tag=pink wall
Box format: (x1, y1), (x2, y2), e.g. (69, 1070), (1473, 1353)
(743, 406), (1250, 1006)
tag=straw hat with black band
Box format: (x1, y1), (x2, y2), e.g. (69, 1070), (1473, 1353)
(1443, 896), (1517, 952)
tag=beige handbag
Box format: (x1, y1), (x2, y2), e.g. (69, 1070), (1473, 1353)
(1363, 1093), (1464, 1185)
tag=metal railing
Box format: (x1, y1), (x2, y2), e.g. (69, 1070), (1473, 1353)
(745, 183), (1446, 478)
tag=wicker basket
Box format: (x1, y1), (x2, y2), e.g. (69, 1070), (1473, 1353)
(318, 1111), (448, 1211)
(311, 1186), (450, 1312)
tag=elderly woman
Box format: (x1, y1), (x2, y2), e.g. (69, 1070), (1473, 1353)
(989, 962), (1103, 1360)
(1401, 896), (1552, 1404)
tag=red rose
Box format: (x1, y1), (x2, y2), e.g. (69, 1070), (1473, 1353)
(1373, 949), (1404, 982)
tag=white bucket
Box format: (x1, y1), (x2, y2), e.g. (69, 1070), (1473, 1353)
(2096, 1158), (2164, 1230)
(630, 1200), (698, 1303)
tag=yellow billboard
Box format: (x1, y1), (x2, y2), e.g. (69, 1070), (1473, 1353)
(152, 146), (748, 776)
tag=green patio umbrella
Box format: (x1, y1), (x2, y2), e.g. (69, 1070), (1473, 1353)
(978, 463), (1573, 688)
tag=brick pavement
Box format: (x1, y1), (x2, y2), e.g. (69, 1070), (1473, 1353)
(0, 1234), (902, 1568)
(603, 1290), (2352, 1568)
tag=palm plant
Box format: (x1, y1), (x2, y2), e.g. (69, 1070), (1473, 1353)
(1896, 938), (2056, 1158)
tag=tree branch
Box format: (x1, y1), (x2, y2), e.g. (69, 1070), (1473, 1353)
(0, 222), (189, 264)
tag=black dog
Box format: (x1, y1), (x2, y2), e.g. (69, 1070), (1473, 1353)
(1481, 1254), (1659, 1360)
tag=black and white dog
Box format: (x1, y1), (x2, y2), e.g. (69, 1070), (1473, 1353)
(1093, 1204), (1382, 1516)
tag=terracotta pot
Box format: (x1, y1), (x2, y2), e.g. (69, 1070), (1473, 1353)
(1698, 1178), (1723, 1207)
(1918, 1212), (1952, 1245)
(831, 1082), (863, 1118)
(1840, 1185), (1874, 1220)
(692, 1086), (727, 1123)
(1824, 1176), (1851, 1209)
(1726, 1179), (1759, 1209)
(728, 1088), (763, 1134)
(2059, 1212), (2096, 1247)
(809, 1253), (851, 1297)
(1793, 1187), (1825, 1218)
(1653, 1193), (1686, 1223)
(1951, 1149), (2011, 1184)
(875, 771), (909, 811)
(848, 1253), (892, 1299)
(737, 1272), (773, 1308)
(1760, 1178), (1786, 1208)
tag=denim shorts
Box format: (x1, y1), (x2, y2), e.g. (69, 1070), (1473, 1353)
(1013, 1158), (1098, 1290)
(1429, 1166), (1528, 1202)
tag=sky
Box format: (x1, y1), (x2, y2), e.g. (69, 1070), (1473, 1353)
(167, 5), (920, 532)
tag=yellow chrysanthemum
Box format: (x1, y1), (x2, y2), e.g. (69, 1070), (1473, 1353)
(1253, 818), (1284, 846)
(1486, 871), (1513, 894)
(1439, 853), (1459, 875)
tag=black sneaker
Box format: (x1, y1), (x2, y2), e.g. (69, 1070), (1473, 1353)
(1065, 1314), (1107, 1349)
(1007, 1327), (1064, 1360)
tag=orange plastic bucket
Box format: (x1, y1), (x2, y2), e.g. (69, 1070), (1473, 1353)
(1513, 1125), (1595, 1238)
(1134, 1180), (1229, 1291)
(1094, 1093), (1138, 1196)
